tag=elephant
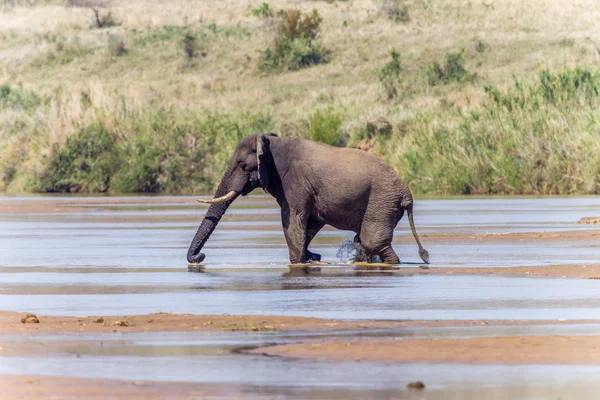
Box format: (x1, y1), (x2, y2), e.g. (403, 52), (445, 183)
(187, 133), (429, 266)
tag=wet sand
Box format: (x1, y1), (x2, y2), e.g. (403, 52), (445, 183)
(253, 335), (600, 365)
(420, 263), (600, 279)
(421, 229), (600, 242)
(0, 375), (245, 400)
(5, 309), (600, 368)
(4, 310), (600, 335)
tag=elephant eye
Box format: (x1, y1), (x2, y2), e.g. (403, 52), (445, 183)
(239, 161), (247, 170)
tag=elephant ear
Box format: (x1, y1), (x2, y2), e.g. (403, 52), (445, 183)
(257, 133), (277, 193)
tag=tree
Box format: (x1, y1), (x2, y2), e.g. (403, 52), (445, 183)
(67, 0), (116, 28)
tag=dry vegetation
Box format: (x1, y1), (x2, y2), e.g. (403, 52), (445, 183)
(1, 0), (599, 193)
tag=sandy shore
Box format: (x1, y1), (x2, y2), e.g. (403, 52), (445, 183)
(420, 263), (600, 279)
(3, 310), (600, 335)
(420, 229), (600, 242)
(252, 335), (600, 364)
(4, 310), (600, 398)
(0, 375), (249, 400)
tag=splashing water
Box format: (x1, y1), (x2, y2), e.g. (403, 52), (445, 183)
(336, 239), (380, 263)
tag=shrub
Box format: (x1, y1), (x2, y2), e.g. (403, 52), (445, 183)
(485, 68), (600, 110)
(427, 49), (476, 86)
(362, 117), (393, 140)
(32, 36), (95, 67)
(183, 33), (198, 58)
(108, 34), (127, 56)
(110, 140), (164, 193)
(2, 167), (16, 186)
(390, 68), (600, 195)
(0, 84), (41, 111)
(474, 39), (488, 53)
(36, 124), (120, 193)
(309, 108), (343, 146)
(537, 68), (600, 106)
(380, 0), (409, 23)
(67, 0), (118, 28)
(378, 49), (403, 99)
(252, 2), (273, 18)
(261, 9), (330, 72)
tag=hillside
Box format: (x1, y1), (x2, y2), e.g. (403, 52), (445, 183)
(1, 0), (599, 194)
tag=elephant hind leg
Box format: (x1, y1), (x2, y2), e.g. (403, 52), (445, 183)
(359, 220), (400, 265)
(378, 246), (400, 264)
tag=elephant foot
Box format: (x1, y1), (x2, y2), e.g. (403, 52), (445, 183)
(306, 250), (321, 262)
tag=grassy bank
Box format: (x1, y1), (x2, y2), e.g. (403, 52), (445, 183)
(1, 0), (599, 194)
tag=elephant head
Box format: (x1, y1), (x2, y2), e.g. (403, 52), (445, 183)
(186, 133), (278, 264)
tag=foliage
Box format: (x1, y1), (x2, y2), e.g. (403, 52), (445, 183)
(183, 33), (198, 58)
(485, 68), (600, 111)
(251, 2), (273, 18)
(108, 34), (127, 56)
(26, 108), (276, 193)
(31, 36), (96, 67)
(261, 8), (330, 72)
(309, 107), (343, 146)
(67, 0), (118, 28)
(390, 68), (600, 195)
(474, 39), (488, 53)
(0, 85), (42, 110)
(380, 0), (409, 23)
(427, 49), (476, 86)
(357, 117), (393, 141)
(378, 49), (403, 99)
(35, 124), (119, 193)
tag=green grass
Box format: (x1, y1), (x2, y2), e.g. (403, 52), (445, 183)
(1, 0), (600, 195)
(386, 69), (600, 194)
(27, 108), (277, 193)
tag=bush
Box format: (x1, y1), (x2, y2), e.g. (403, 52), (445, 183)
(261, 9), (330, 72)
(361, 117), (393, 140)
(380, 0), (409, 23)
(67, 0), (118, 28)
(0, 84), (42, 111)
(108, 34), (127, 56)
(252, 2), (273, 18)
(427, 49), (476, 86)
(36, 124), (120, 193)
(390, 69), (600, 195)
(183, 33), (198, 58)
(32, 37), (95, 67)
(2, 167), (16, 186)
(110, 138), (164, 193)
(309, 108), (343, 146)
(485, 68), (600, 111)
(474, 39), (488, 53)
(379, 49), (403, 99)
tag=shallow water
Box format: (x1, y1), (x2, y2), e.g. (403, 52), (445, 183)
(1, 195), (599, 319)
(4, 274), (600, 320)
(3, 327), (600, 399)
(1, 195), (600, 398)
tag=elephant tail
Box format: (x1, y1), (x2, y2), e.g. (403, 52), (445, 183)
(403, 202), (429, 264)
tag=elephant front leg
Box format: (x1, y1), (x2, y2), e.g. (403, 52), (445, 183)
(281, 206), (309, 264)
(304, 219), (324, 262)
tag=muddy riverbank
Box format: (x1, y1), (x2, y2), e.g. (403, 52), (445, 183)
(252, 335), (600, 365)
(4, 310), (600, 335)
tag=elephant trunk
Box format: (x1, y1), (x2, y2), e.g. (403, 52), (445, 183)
(187, 180), (239, 264)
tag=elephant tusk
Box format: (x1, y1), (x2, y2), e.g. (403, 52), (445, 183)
(197, 190), (238, 205)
